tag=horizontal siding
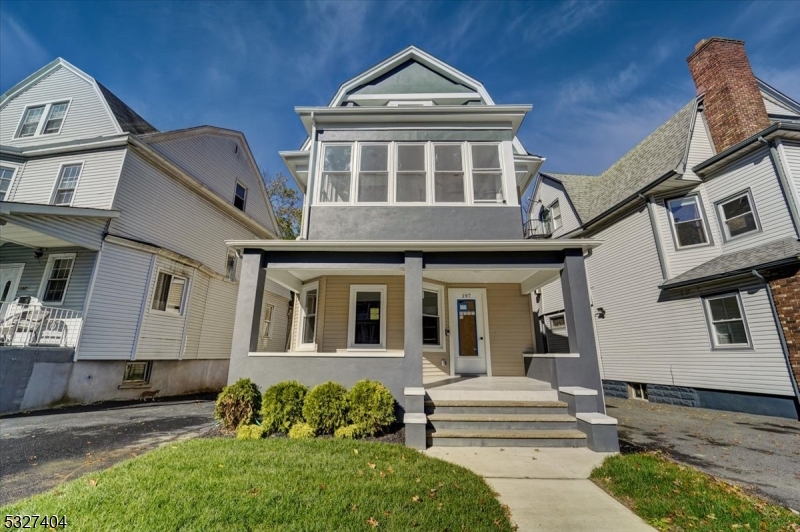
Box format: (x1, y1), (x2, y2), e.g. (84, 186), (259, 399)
(7, 214), (106, 250)
(111, 151), (265, 276)
(529, 177), (581, 236)
(683, 112), (715, 180)
(78, 242), (151, 360)
(586, 207), (794, 396)
(256, 290), (291, 352)
(0, 243), (95, 312)
(763, 97), (799, 117)
(182, 271), (210, 359)
(0, 65), (118, 146)
(8, 148), (125, 209)
(781, 142), (800, 214)
(197, 278), (239, 359)
(148, 134), (276, 234)
(135, 256), (193, 360)
(480, 283), (531, 376)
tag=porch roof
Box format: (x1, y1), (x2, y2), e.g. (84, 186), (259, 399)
(0, 202), (117, 250)
(225, 239), (601, 253)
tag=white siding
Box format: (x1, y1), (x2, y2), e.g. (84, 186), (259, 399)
(682, 112), (715, 180)
(111, 151), (266, 276)
(781, 141), (800, 213)
(586, 207), (794, 396)
(197, 278), (239, 359)
(78, 242), (151, 360)
(7, 148), (125, 209)
(704, 147), (797, 254)
(135, 256), (193, 360)
(763, 97), (799, 118)
(147, 134), (276, 234)
(182, 271), (210, 360)
(6, 214), (107, 250)
(529, 177), (581, 237)
(0, 65), (118, 146)
(256, 290), (291, 352)
(539, 278), (564, 316)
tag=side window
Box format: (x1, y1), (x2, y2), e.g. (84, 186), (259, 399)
(319, 145), (352, 203)
(550, 200), (562, 230)
(433, 144), (465, 203)
(262, 304), (275, 339)
(348, 285), (387, 349)
(422, 285), (444, 350)
(716, 190), (760, 240)
(471, 144), (504, 203)
(667, 195), (709, 248)
(151, 271), (187, 314)
(16, 101), (70, 138)
(234, 183), (247, 211)
(17, 105), (46, 138)
(704, 293), (750, 347)
(0, 166), (16, 201)
(357, 144), (389, 203)
(396, 144), (427, 203)
(297, 282), (319, 348)
(53, 164), (82, 206)
(39, 254), (76, 304)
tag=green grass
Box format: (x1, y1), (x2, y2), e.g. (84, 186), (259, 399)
(591, 452), (800, 532)
(1, 438), (514, 532)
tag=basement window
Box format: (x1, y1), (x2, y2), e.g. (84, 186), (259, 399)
(628, 382), (648, 401)
(123, 361), (152, 384)
(549, 314), (566, 330)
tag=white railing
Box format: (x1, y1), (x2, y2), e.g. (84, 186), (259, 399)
(0, 302), (83, 348)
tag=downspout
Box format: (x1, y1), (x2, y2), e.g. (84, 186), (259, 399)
(300, 111), (317, 240)
(760, 136), (800, 239)
(640, 193), (669, 281)
(752, 269), (800, 413)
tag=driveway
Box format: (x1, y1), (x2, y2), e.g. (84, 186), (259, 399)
(607, 397), (800, 511)
(0, 395), (217, 506)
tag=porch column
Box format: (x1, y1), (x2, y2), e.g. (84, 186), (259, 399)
(229, 249), (266, 385)
(404, 251), (423, 388)
(561, 249), (605, 412)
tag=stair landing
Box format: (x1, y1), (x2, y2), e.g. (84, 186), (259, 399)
(424, 376), (558, 402)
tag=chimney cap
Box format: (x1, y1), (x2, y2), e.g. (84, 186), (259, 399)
(688, 37), (746, 62)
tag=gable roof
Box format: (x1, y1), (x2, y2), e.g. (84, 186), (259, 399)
(539, 99), (697, 225)
(0, 58), (157, 135)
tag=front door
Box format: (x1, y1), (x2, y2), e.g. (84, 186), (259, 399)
(0, 264), (24, 307)
(449, 289), (488, 375)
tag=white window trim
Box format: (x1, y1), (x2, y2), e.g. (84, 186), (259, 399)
(395, 142), (429, 205)
(123, 361), (152, 384)
(37, 253), (77, 306)
(665, 194), (713, 250)
(0, 164), (20, 202)
(355, 143), (392, 205)
(549, 200), (562, 231)
(468, 143), (506, 205)
(296, 281), (319, 351)
(14, 99), (72, 139)
(262, 303), (275, 339)
(234, 181), (248, 211)
(149, 269), (189, 316)
(422, 282), (446, 352)
(549, 313), (567, 330)
(49, 161), (84, 207)
(347, 284), (388, 350)
(715, 188), (761, 242)
(314, 141), (508, 207)
(702, 292), (752, 349)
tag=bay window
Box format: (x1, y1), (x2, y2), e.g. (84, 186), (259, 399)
(471, 144), (504, 202)
(434, 144), (465, 203)
(320, 145), (352, 203)
(358, 144), (389, 202)
(396, 144), (427, 202)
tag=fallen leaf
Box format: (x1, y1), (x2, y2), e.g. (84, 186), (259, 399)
(412, 495), (421, 502)
(353, 449), (359, 455)
(351, 504), (358, 511)
(415, 478), (421, 483)
(247, 487), (260, 496)
(319, 483), (327, 490)
(367, 517), (379, 527)
(384, 511), (392, 517)
(368, 462), (377, 469)
(380, 471), (386, 478)
(88, 479), (98, 487)
(387, 467), (394, 474)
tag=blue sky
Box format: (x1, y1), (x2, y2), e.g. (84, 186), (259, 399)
(2, 0), (799, 186)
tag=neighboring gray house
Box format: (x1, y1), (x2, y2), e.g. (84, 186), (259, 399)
(529, 38), (800, 419)
(228, 46), (619, 451)
(0, 58), (289, 413)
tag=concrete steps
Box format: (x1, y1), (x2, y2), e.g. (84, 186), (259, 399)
(427, 428), (587, 447)
(425, 400), (569, 415)
(428, 413), (577, 431)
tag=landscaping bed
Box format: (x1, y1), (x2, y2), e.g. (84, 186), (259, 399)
(591, 452), (800, 532)
(1, 438), (514, 531)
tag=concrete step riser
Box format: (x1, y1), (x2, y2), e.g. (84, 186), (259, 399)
(429, 420), (577, 431)
(426, 406), (568, 415)
(428, 437), (587, 448)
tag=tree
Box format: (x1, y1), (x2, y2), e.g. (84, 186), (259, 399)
(262, 170), (302, 240)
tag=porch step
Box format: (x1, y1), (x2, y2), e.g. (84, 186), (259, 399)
(425, 389), (559, 403)
(427, 428), (587, 448)
(425, 400), (569, 416)
(427, 413), (577, 431)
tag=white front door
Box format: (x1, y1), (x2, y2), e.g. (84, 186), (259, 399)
(449, 288), (489, 375)
(0, 264), (24, 306)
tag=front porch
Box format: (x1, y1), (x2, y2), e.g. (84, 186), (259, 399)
(227, 239), (614, 449)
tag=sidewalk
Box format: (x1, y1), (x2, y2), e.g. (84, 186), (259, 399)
(425, 447), (655, 532)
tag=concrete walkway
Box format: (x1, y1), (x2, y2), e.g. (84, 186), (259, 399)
(425, 447), (655, 532)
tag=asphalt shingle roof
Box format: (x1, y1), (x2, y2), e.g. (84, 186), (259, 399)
(661, 236), (800, 289)
(542, 100), (697, 225)
(98, 83), (157, 135)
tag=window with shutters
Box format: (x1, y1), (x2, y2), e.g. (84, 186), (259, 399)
(151, 271), (188, 315)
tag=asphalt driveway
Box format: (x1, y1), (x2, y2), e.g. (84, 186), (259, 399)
(608, 397), (800, 511)
(0, 395), (217, 505)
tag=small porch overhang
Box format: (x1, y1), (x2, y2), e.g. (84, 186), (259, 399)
(0, 202), (119, 251)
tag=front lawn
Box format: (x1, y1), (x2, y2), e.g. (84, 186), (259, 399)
(1, 438), (514, 531)
(591, 452), (800, 532)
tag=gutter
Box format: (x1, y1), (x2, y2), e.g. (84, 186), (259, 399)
(761, 137), (800, 239)
(692, 122), (800, 176)
(300, 111), (316, 240)
(752, 269), (800, 412)
(660, 255), (800, 290)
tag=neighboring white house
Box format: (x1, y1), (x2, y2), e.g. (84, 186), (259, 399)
(0, 58), (289, 413)
(529, 38), (800, 419)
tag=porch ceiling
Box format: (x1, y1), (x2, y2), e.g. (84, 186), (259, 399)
(0, 223), (75, 249)
(423, 268), (550, 284)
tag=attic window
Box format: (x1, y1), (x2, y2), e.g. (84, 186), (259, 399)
(234, 182), (247, 211)
(16, 101), (70, 138)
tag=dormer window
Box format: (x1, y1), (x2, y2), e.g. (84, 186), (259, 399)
(234, 182), (247, 211)
(16, 101), (70, 138)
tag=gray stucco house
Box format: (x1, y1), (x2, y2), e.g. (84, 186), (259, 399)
(530, 37), (800, 419)
(227, 47), (619, 450)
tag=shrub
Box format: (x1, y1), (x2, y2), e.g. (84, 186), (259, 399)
(302, 381), (348, 434)
(236, 424), (267, 440)
(261, 381), (309, 434)
(346, 379), (396, 436)
(214, 378), (261, 430)
(288, 422), (315, 439)
(334, 423), (368, 440)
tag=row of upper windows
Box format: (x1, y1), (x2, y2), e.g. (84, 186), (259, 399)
(14, 101), (71, 139)
(316, 141), (508, 206)
(0, 163), (80, 205)
(665, 188), (759, 249)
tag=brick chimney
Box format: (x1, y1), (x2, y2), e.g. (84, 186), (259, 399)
(687, 37), (770, 152)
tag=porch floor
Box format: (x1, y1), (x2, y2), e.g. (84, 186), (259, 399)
(423, 376), (558, 402)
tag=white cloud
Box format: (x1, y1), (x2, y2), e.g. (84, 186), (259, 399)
(526, 0), (608, 45)
(0, 13), (49, 90)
